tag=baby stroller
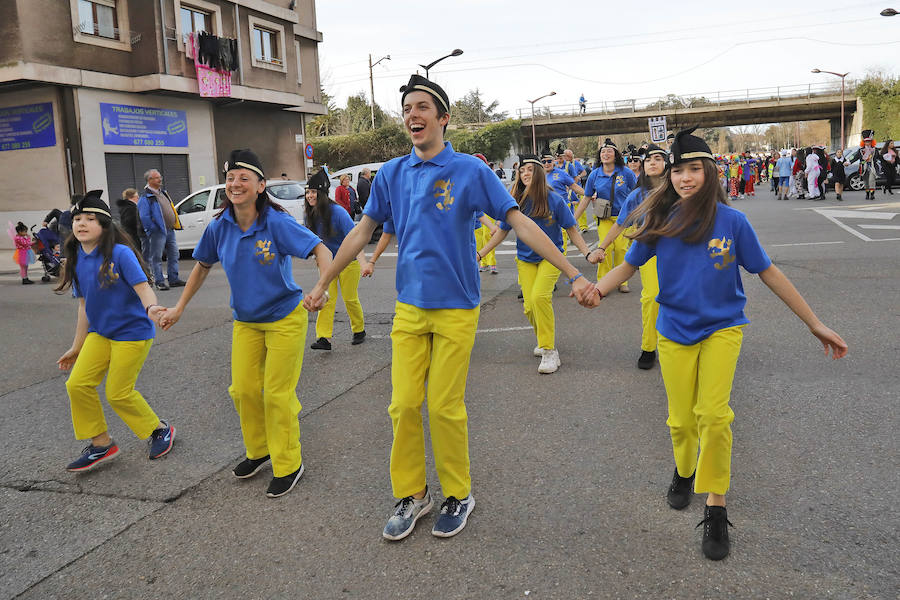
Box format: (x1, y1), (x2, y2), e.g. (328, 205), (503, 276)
(32, 226), (62, 282)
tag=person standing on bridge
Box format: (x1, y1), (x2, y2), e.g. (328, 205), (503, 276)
(590, 126), (848, 561)
(303, 74), (598, 542)
(579, 94), (586, 114)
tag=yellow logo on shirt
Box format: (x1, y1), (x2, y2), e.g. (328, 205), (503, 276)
(707, 237), (735, 270)
(101, 262), (119, 286)
(434, 179), (455, 211)
(615, 175), (625, 187)
(254, 239), (275, 265)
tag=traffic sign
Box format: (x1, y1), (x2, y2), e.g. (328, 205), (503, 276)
(305, 143), (314, 159)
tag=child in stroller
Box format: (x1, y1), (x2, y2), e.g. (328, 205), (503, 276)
(33, 226), (62, 282)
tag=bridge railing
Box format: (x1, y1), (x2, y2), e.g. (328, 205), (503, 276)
(515, 81), (854, 121)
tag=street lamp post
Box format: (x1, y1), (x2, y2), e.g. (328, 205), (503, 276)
(419, 49), (463, 78)
(368, 54), (390, 129)
(528, 92), (556, 153)
(812, 68), (850, 150)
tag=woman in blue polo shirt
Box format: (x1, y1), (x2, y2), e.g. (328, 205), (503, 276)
(575, 138), (637, 288)
(303, 169), (369, 351)
(160, 149), (332, 499)
(479, 153), (594, 374)
(592, 128), (847, 561)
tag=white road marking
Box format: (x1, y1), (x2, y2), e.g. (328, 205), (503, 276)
(815, 210), (896, 220)
(858, 224), (900, 230)
(769, 241), (846, 247)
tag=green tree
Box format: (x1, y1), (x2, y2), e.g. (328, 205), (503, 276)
(309, 87), (341, 137)
(450, 89), (508, 124)
(856, 73), (900, 141)
(446, 119), (522, 162)
(341, 92), (391, 134)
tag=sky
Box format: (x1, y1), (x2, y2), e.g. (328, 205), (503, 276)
(315, 0), (899, 122)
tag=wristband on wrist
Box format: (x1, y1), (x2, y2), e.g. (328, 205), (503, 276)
(566, 273), (584, 285)
(476, 251), (482, 260)
(145, 304), (158, 315)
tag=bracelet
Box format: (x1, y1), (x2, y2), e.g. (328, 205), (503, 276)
(145, 304), (159, 315)
(566, 273), (584, 285)
(476, 251), (482, 260)
(584, 252), (593, 263)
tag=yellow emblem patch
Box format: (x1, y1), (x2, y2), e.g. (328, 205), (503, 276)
(434, 179), (455, 211)
(254, 239), (276, 265)
(707, 237), (735, 270)
(102, 262), (120, 284)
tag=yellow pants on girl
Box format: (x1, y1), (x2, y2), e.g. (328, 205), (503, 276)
(516, 259), (561, 350)
(67, 333), (157, 440)
(639, 256), (660, 352)
(596, 216), (629, 279)
(388, 301), (479, 500)
(657, 325), (744, 496)
(475, 222), (497, 267)
(230, 301), (307, 478)
(315, 259), (365, 339)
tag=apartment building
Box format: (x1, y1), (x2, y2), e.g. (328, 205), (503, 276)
(0, 0), (325, 236)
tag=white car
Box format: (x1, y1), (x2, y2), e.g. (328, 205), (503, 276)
(174, 180), (306, 251)
(326, 162), (384, 201)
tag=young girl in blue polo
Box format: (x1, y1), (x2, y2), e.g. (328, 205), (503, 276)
(592, 127), (847, 560)
(160, 150), (332, 499)
(479, 153), (595, 374)
(590, 144), (669, 370)
(303, 169), (369, 351)
(575, 138), (637, 288)
(304, 75), (597, 542)
(56, 191), (174, 472)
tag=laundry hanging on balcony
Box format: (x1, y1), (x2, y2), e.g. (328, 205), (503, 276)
(187, 32), (237, 98)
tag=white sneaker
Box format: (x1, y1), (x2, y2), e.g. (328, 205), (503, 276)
(533, 346), (543, 357)
(538, 349), (560, 374)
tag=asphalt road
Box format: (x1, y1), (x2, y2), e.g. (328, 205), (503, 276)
(1, 189), (897, 599)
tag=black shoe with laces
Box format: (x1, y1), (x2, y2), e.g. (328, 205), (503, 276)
(697, 505), (733, 560)
(351, 330), (366, 345)
(266, 463), (304, 498)
(310, 337), (331, 350)
(637, 350), (656, 370)
(233, 455), (270, 478)
(666, 468), (695, 510)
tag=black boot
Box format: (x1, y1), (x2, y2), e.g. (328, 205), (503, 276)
(310, 337), (331, 350)
(666, 468), (695, 509)
(22, 277), (34, 285)
(697, 505), (733, 560)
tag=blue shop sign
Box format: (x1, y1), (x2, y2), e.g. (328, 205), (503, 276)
(0, 103), (56, 152)
(100, 102), (188, 147)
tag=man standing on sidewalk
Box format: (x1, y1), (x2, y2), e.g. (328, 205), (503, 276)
(138, 169), (184, 290)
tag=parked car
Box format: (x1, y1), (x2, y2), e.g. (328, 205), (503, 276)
(326, 162), (384, 202)
(840, 143), (900, 191)
(174, 180), (306, 251)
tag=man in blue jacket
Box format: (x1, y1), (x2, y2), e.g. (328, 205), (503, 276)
(138, 169), (184, 290)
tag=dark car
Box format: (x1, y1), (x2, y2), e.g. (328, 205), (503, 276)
(840, 143), (900, 191)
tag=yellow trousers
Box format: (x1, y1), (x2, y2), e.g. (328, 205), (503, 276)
(230, 301), (307, 477)
(67, 333), (157, 440)
(388, 301), (479, 499)
(639, 256), (660, 352)
(517, 259), (561, 350)
(596, 216), (629, 279)
(475, 223), (497, 267)
(657, 326), (744, 496)
(572, 198), (588, 231)
(315, 259), (365, 339)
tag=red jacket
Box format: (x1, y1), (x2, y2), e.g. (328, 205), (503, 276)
(335, 186), (351, 214)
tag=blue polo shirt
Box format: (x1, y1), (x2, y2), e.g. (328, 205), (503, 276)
(363, 141), (518, 309)
(74, 243), (154, 341)
(617, 187), (647, 227)
(625, 204), (772, 345)
(776, 156), (793, 178)
(497, 191), (576, 263)
(307, 205), (355, 257)
(193, 206), (322, 322)
(584, 166), (637, 216)
(546, 168), (574, 200)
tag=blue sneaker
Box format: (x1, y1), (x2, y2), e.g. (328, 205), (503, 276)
(148, 421), (175, 459)
(66, 442), (119, 472)
(432, 495), (475, 538)
(382, 488), (433, 541)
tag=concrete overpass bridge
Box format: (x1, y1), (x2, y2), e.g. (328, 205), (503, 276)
(514, 82), (860, 150)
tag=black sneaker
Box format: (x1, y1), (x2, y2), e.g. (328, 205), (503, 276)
(156, 282), (170, 291)
(310, 337), (331, 350)
(233, 455), (271, 478)
(266, 464), (304, 498)
(66, 442), (119, 472)
(637, 350), (656, 370)
(22, 278), (34, 285)
(169, 279), (186, 287)
(697, 505), (733, 560)
(351, 330), (366, 345)
(666, 468), (695, 510)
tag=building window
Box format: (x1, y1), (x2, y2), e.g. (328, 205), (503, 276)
(174, 0), (222, 54)
(70, 0), (131, 51)
(248, 15), (287, 73)
(181, 6), (209, 41)
(78, 0), (119, 40)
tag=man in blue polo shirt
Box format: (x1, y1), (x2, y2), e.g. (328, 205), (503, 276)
(304, 74), (597, 542)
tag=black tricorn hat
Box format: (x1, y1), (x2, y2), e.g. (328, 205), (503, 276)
(670, 126), (714, 165)
(518, 153), (542, 168)
(72, 189), (111, 219)
(224, 149), (265, 180)
(540, 143), (554, 159)
(556, 143), (565, 156)
(645, 143), (668, 159)
(399, 74), (450, 113)
(306, 169), (330, 192)
(600, 138), (617, 149)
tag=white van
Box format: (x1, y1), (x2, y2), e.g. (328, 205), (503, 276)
(174, 180), (306, 251)
(326, 162), (384, 201)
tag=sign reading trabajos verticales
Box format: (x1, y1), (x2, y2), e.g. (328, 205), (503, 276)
(0, 103), (56, 152)
(100, 103), (189, 147)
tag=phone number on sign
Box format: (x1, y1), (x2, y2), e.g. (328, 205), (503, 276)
(132, 139), (166, 146)
(1, 141), (32, 150)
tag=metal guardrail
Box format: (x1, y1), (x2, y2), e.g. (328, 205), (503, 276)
(515, 81), (855, 121)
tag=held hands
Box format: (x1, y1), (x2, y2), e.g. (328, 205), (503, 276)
(361, 261), (375, 277)
(302, 285), (329, 312)
(57, 348), (79, 371)
(156, 306), (182, 331)
(568, 276), (600, 308)
(810, 324), (848, 359)
(586, 248), (604, 264)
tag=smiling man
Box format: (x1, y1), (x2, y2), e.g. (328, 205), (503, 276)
(304, 74), (597, 541)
